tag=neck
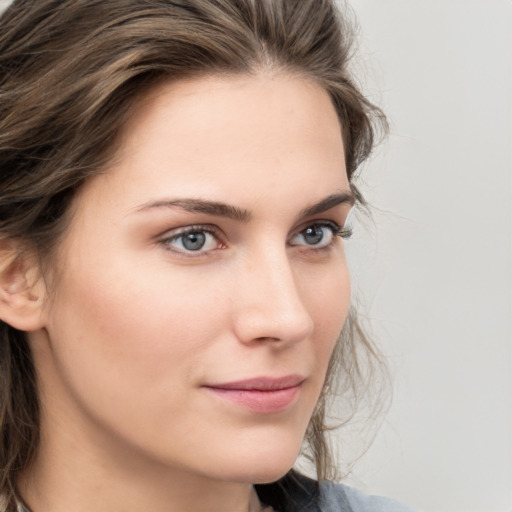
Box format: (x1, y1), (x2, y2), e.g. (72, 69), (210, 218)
(19, 461), (264, 512)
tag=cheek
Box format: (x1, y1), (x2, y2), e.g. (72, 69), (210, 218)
(306, 256), (350, 321)
(299, 256), (351, 371)
(44, 256), (228, 414)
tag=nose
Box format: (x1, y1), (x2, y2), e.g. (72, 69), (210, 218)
(231, 248), (314, 346)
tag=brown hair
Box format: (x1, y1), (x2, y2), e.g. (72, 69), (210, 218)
(0, 0), (386, 510)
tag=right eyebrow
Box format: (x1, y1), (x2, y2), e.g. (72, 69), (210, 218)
(298, 192), (355, 219)
(134, 198), (252, 222)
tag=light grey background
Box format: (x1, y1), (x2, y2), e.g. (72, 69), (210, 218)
(340, 1), (512, 512)
(1, 0), (510, 510)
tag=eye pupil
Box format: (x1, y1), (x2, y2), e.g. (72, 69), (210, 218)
(182, 232), (206, 251)
(303, 226), (324, 245)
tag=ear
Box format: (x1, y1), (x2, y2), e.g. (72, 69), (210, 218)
(0, 242), (47, 332)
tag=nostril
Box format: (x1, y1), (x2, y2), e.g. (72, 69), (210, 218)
(254, 336), (281, 343)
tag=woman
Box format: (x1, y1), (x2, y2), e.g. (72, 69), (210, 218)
(0, 1), (415, 511)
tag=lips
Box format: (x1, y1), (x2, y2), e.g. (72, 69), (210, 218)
(203, 375), (304, 413)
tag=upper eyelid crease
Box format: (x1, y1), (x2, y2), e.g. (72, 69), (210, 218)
(162, 225), (217, 238)
(133, 191), (354, 222)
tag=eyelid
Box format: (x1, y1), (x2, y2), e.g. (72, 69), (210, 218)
(295, 203), (353, 232)
(291, 219), (342, 237)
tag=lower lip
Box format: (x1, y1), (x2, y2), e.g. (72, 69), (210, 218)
(204, 385), (302, 413)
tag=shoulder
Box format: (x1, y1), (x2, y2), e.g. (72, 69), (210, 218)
(318, 481), (418, 512)
(256, 472), (417, 512)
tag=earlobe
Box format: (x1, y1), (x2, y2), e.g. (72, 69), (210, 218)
(0, 244), (47, 332)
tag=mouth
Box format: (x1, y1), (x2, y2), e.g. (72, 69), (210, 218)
(202, 375), (305, 414)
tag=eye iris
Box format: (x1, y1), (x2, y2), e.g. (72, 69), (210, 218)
(303, 226), (324, 245)
(182, 232), (206, 251)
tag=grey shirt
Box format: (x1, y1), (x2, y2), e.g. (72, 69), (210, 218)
(319, 482), (417, 512)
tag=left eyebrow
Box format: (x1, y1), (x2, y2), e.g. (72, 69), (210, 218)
(298, 192), (355, 219)
(134, 198), (252, 222)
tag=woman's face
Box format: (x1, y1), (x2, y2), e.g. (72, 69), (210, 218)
(31, 73), (353, 484)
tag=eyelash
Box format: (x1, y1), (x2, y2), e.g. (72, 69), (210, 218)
(159, 221), (352, 257)
(305, 221), (352, 241)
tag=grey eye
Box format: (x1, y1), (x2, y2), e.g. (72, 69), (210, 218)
(181, 231), (207, 251)
(302, 226), (325, 245)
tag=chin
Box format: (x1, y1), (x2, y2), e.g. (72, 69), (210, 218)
(217, 417), (313, 483)
(247, 467), (295, 485)
(220, 462), (295, 486)
(211, 440), (303, 485)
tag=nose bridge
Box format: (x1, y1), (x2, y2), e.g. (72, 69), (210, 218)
(232, 244), (314, 345)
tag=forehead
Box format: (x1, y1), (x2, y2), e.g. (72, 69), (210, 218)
(120, 73), (342, 150)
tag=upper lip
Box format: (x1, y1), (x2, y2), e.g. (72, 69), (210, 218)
(204, 375), (305, 391)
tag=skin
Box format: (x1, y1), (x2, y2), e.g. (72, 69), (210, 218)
(17, 73), (353, 512)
